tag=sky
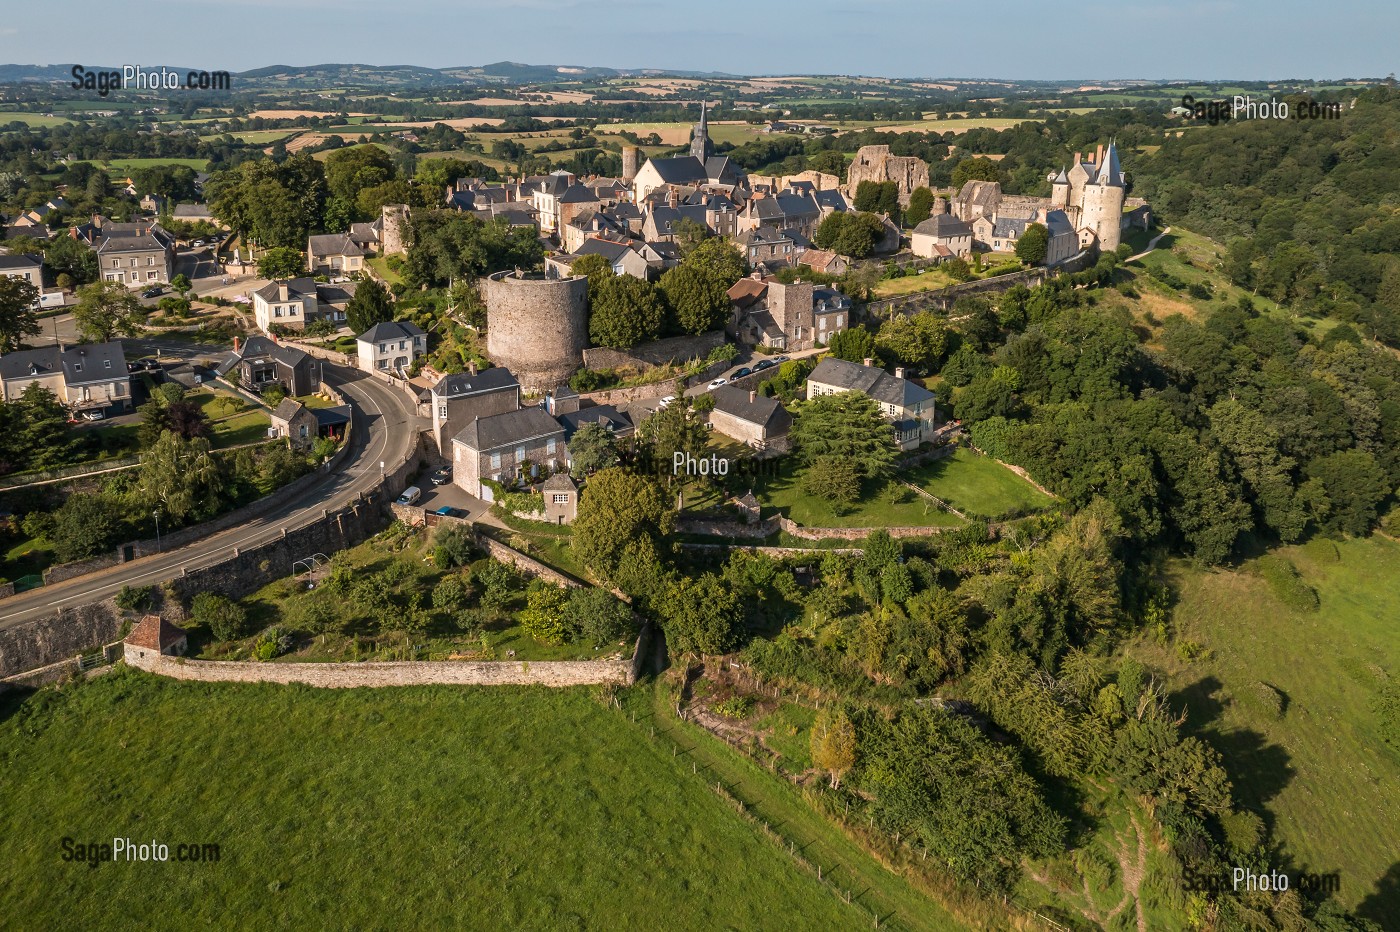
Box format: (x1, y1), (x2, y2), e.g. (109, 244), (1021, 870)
(0, 0), (1394, 81)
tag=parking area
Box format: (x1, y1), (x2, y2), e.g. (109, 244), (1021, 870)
(412, 474), (494, 523)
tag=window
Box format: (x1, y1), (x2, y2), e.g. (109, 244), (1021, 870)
(490, 452), (501, 469)
(299, 425), (309, 439)
(515, 446), (525, 462)
(114, 384), (125, 396)
(111, 259), (120, 269)
(438, 405), (447, 419)
(147, 257), (154, 266)
(552, 494), (569, 504)
(103, 359), (111, 369)
(129, 259), (137, 267)
(377, 359), (387, 369)
(546, 439), (556, 455)
(379, 343), (388, 354)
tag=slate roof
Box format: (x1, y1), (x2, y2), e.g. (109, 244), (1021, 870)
(0, 341), (129, 388)
(807, 357), (935, 410)
(254, 277), (316, 304)
(648, 204), (708, 234)
(645, 156), (709, 185)
(307, 233), (365, 257)
(452, 406), (564, 453)
(710, 384), (792, 433)
(542, 472), (576, 492)
(171, 203), (212, 219)
(736, 225), (793, 247)
(432, 366), (519, 399)
(559, 184), (599, 205)
(913, 214), (973, 238)
(358, 320), (425, 343)
(218, 335), (309, 375)
(314, 405), (351, 428)
(557, 404), (633, 439)
(0, 254), (41, 272)
(992, 216), (1031, 239)
(1095, 141), (1124, 187)
(271, 397), (307, 423)
(813, 189), (850, 212)
(125, 614), (187, 651)
(576, 237), (639, 264)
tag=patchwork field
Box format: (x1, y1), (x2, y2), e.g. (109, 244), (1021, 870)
(1125, 535), (1400, 923)
(0, 673), (875, 929)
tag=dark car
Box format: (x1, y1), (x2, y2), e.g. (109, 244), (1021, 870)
(434, 505), (463, 518)
(141, 285), (164, 298)
(430, 468), (451, 486)
(754, 359), (776, 371)
(732, 366), (752, 378)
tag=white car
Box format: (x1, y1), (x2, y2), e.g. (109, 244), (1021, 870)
(657, 395), (676, 409)
(708, 378), (727, 389)
(81, 410), (105, 421)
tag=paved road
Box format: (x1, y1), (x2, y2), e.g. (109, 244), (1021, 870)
(0, 361), (422, 631)
(682, 344), (827, 398)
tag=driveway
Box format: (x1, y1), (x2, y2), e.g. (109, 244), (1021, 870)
(416, 480), (497, 524)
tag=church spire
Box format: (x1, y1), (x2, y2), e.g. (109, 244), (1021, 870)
(690, 100), (713, 162)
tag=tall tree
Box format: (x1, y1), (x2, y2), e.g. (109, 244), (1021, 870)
(135, 432), (225, 525)
(1014, 223), (1049, 266)
(905, 187), (935, 227)
(0, 276), (40, 351)
(256, 247), (304, 280)
(588, 274), (663, 349)
(791, 392), (898, 481)
(567, 421), (619, 477)
(573, 467), (673, 586)
(346, 278), (395, 335)
(811, 707), (857, 788)
(73, 281), (145, 342)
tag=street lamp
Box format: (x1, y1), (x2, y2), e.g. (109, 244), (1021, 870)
(153, 509), (162, 552)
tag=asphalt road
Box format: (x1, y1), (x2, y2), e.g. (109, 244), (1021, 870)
(0, 360), (422, 631)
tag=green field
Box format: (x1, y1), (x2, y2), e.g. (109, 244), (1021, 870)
(755, 462), (963, 530)
(0, 672), (872, 929)
(907, 448), (1054, 519)
(0, 111), (75, 128)
(1125, 536), (1400, 921)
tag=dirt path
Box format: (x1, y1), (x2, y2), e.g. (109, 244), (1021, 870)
(1127, 225), (1173, 263)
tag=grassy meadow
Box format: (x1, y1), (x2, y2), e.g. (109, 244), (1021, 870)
(907, 448), (1054, 519)
(0, 672), (877, 930)
(1126, 535), (1400, 920)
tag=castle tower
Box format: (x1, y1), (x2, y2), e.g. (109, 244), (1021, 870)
(690, 101), (714, 163)
(1050, 168), (1070, 209)
(1082, 141), (1125, 251)
(482, 271), (589, 394)
(380, 204), (409, 256)
(621, 146), (640, 185)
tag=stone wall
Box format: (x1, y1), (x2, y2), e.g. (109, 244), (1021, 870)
(845, 145), (930, 204)
(675, 515), (780, 539)
(582, 331), (726, 371)
(477, 534), (583, 588)
(577, 378), (686, 407)
(124, 648), (631, 688)
(483, 271), (588, 394)
(775, 516), (958, 540)
(869, 267), (1051, 319)
(0, 598), (125, 679)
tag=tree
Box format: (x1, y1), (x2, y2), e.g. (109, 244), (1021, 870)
(169, 273), (192, 296)
(0, 276), (40, 352)
(588, 274), (663, 349)
(802, 455), (861, 504)
(905, 187), (935, 227)
(814, 211), (887, 259)
(811, 706), (857, 788)
(43, 235), (98, 285)
(874, 312), (949, 372)
(952, 156), (1003, 188)
(403, 211), (544, 288)
(135, 432), (225, 524)
(573, 467), (673, 587)
(826, 326), (876, 364)
(560, 587), (634, 648)
(1014, 223), (1049, 266)
(570, 253), (613, 287)
(568, 421), (619, 477)
(17, 382), (74, 469)
(191, 592), (248, 641)
(686, 237), (746, 285)
(638, 399), (709, 478)
(73, 281), (145, 342)
(49, 493), (125, 563)
(433, 523), (476, 569)
(659, 263), (729, 334)
(138, 396), (210, 448)
(791, 392), (898, 481)
(257, 247), (305, 280)
(519, 580), (572, 645)
(660, 573), (743, 655)
(1308, 450), (1391, 536)
(345, 278), (395, 335)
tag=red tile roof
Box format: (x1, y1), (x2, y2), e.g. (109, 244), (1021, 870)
(125, 614), (187, 651)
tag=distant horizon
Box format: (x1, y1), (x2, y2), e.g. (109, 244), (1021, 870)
(1, 0), (1394, 82)
(0, 61), (1387, 87)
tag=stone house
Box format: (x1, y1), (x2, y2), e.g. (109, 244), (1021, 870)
(542, 472), (578, 525)
(732, 280), (850, 351)
(356, 320), (427, 376)
(124, 614), (188, 659)
(217, 336), (321, 397)
(547, 236), (651, 280)
(451, 406), (567, 501)
(306, 233), (365, 277)
(735, 226), (798, 270)
(806, 356), (936, 452)
(96, 222), (175, 286)
(270, 398), (319, 449)
(0, 341), (132, 415)
(429, 365), (521, 455)
(911, 214), (974, 260)
(253, 278), (320, 334)
(707, 385), (792, 454)
(797, 248), (848, 276)
(737, 190), (822, 241)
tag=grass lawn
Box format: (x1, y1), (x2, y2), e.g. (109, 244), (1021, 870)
(72, 157), (211, 173)
(906, 448), (1054, 519)
(871, 269), (959, 298)
(294, 393), (339, 409)
(755, 461), (963, 530)
(365, 255), (403, 287)
(1125, 536), (1400, 922)
(485, 516), (589, 582)
(3, 533), (54, 580)
(0, 672), (868, 929)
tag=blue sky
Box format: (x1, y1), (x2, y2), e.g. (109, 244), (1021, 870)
(0, 0), (1393, 80)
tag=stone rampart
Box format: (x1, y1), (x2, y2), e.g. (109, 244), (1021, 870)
(124, 649), (630, 688)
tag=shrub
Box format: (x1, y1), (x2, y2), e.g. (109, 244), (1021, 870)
(433, 523), (476, 569)
(1176, 639), (1207, 663)
(713, 696), (754, 719)
(252, 626), (294, 661)
(519, 580), (571, 644)
(432, 575), (468, 611)
(1256, 555), (1319, 613)
(191, 592), (248, 641)
(115, 585), (153, 613)
(561, 587), (635, 648)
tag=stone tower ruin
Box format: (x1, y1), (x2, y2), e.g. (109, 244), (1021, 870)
(482, 271), (589, 394)
(621, 146), (640, 184)
(380, 203), (410, 257)
(845, 145), (930, 206)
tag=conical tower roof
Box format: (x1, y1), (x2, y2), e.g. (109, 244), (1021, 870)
(1094, 141), (1123, 187)
(1052, 167), (1069, 184)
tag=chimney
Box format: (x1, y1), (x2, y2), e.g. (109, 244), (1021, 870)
(1073, 152), (1081, 165)
(895, 367), (906, 380)
(749, 390), (757, 404)
(233, 336), (241, 352)
(863, 357), (874, 368)
(1095, 143), (1104, 165)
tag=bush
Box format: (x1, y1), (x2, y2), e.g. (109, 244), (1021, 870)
(191, 592), (248, 641)
(561, 587), (635, 648)
(1256, 555), (1319, 613)
(432, 575), (468, 611)
(115, 585), (153, 613)
(433, 523), (476, 569)
(713, 696), (754, 719)
(252, 626), (294, 661)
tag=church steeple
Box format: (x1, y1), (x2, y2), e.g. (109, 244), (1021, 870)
(690, 100), (713, 162)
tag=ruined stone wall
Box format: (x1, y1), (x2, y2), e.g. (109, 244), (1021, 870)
(477, 535), (583, 588)
(845, 145), (930, 204)
(580, 330), (725, 371)
(124, 649), (631, 688)
(577, 378), (686, 407)
(380, 204), (410, 256)
(483, 271), (589, 394)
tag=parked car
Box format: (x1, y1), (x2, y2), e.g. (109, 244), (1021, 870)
(80, 410), (105, 421)
(708, 377), (728, 389)
(430, 469), (451, 486)
(434, 505), (463, 518)
(141, 286), (164, 298)
(772, 355), (791, 365)
(657, 395), (676, 409)
(732, 366), (752, 378)
(754, 359), (776, 371)
(396, 486), (422, 506)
